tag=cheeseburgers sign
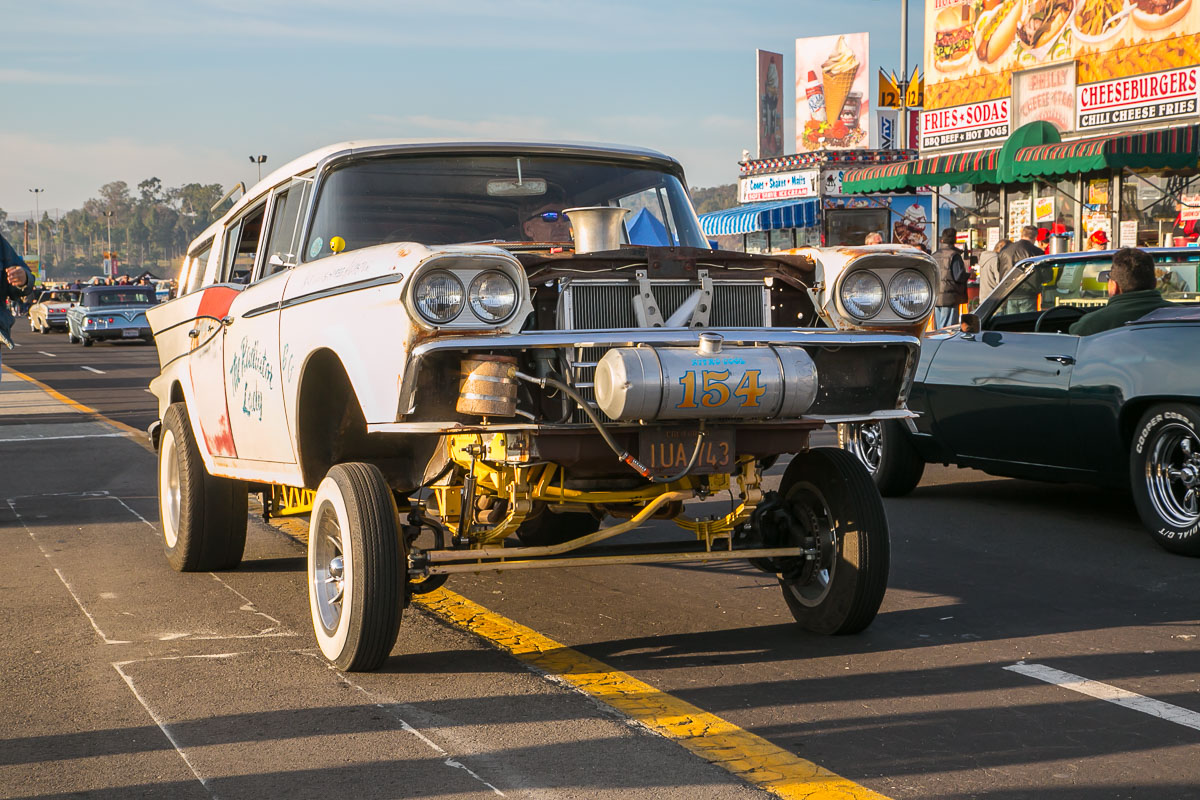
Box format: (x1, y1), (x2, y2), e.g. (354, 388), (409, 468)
(922, 0), (1200, 150)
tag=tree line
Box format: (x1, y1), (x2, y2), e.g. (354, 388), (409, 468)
(0, 179), (227, 281)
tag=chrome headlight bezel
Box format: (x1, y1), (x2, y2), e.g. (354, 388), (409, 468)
(887, 268), (933, 319)
(413, 270), (465, 324)
(839, 269), (886, 320)
(467, 270), (519, 324)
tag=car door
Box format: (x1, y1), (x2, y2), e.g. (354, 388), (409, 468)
(221, 178), (311, 464)
(922, 329), (1081, 468)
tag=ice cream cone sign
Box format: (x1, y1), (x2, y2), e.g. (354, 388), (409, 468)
(822, 36), (859, 119)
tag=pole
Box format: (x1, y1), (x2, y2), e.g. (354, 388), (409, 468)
(104, 210), (113, 277)
(898, 0), (908, 150)
(29, 188), (44, 273)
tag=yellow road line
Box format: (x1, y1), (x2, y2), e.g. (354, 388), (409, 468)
(416, 588), (891, 800)
(2, 364), (152, 450)
(7, 360), (890, 798)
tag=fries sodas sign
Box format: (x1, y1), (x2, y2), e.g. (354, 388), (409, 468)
(921, 98), (1010, 149)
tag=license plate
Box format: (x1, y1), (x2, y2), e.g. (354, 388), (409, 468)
(122, 328), (139, 338)
(639, 428), (734, 477)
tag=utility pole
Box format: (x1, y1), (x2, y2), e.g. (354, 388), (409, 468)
(898, 0), (908, 150)
(249, 154), (268, 182)
(104, 210), (114, 276)
(29, 188), (44, 277)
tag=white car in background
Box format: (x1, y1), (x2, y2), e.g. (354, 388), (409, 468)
(147, 139), (935, 671)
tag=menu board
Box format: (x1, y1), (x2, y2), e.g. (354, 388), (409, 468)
(923, 0), (1200, 144)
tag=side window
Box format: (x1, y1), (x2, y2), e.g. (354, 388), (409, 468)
(259, 178), (313, 279)
(221, 203), (267, 284)
(182, 240), (213, 295)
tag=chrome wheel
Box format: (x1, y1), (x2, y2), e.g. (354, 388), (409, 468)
(312, 502), (347, 636)
(1146, 423), (1200, 529)
(843, 422), (883, 475)
(160, 428), (181, 548)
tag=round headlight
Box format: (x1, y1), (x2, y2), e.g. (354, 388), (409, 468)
(413, 271), (464, 324)
(840, 270), (885, 319)
(468, 271), (518, 323)
(888, 269), (932, 318)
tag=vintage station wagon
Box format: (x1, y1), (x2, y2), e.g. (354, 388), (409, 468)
(147, 140), (935, 670)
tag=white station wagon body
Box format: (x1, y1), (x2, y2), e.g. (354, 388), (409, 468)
(147, 139), (938, 671)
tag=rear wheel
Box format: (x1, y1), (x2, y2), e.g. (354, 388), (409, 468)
(309, 462), (405, 671)
(82, 336), (94, 347)
(839, 420), (926, 496)
(1130, 404), (1200, 556)
(769, 448), (890, 634)
(158, 403), (247, 571)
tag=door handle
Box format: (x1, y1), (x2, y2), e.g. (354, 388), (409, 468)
(1044, 354), (1075, 366)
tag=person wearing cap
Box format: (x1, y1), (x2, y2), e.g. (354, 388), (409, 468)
(997, 225), (1045, 314)
(933, 227), (968, 328)
(1036, 227), (1051, 248)
(1087, 229), (1109, 251)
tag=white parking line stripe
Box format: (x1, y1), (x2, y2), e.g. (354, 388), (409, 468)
(1006, 662), (1200, 732)
(0, 433), (127, 443)
(38, 351), (57, 357)
(81, 366), (105, 374)
(113, 662), (216, 797)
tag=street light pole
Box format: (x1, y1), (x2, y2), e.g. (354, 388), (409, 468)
(249, 154), (267, 182)
(104, 210), (114, 277)
(898, 0), (908, 150)
(29, 188), (44, 264)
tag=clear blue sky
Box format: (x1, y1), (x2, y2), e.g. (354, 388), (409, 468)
(3, 0), (921, 217)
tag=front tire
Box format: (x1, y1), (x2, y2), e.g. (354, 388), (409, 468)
(1130, 404), (1200, 556)
(839, 420), (926, 497)
(158, 402), (248, 571)
(774, 448), (890, 634)
(309, 462), (405, 671)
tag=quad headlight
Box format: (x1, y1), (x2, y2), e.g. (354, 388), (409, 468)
(888, 269), (933, 318)
(413, 270), (465, 324)
(839, 270), (885, 319)
(468, 270), (518, 323)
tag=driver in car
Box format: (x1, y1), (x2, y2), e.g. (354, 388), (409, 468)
(522, 203), (572, 243)
(1068, 247), (1172, 336)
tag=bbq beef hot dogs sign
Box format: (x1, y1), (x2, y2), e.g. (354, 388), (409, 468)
(922, 98), (1010, 148)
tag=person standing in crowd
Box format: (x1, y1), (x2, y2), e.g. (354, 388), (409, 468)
(1069, 247), (1171, 336)
(933, 227), (968, 328)
(1087, 230), (1109, 251)
(976, 237), (1009, 299)
(1, 232), (34, 360)
(864, 231), (884, 245)
(998, 226), (1045, 313)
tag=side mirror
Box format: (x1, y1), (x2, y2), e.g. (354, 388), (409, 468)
(960, 313), (981, 335)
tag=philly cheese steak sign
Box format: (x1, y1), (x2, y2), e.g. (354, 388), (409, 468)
(1077, 67), (1200, 131)
(921, 98), (1010, 150)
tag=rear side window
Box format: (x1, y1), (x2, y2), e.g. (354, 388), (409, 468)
(182, 239), (213, 295)
(221, 203), (267, 284)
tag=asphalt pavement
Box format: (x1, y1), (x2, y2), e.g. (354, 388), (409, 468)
(3, 323), (1199, 800)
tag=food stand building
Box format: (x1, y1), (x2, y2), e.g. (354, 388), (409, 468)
(699, 149), (948, 251)
(842, 0), (1200, 253)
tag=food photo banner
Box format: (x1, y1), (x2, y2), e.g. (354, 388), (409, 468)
(758, 50), (786, 158)
(796, 33), (871, 152)
(923, 0), (1200, 149)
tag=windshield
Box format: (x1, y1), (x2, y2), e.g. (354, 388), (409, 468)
(42, 291), (79, 303)
(990, 253), (1200, 320)
(303, 153), (708, 260)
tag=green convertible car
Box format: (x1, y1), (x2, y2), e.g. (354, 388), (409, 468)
(841, 247), (1200, 556)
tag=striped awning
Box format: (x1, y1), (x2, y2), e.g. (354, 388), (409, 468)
(1011, 124), (1200, 179)
(909, 148), (1000, 186)
(841, 162), (912, 193)
(699, 199), (819, 236)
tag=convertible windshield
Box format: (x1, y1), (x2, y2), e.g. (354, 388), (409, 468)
(304, 153), (708, 260)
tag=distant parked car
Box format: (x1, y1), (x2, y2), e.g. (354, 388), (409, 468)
(66, 286), (157, 346)
(839, 247), (1200, 556)
(28, 289), (80, 333)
